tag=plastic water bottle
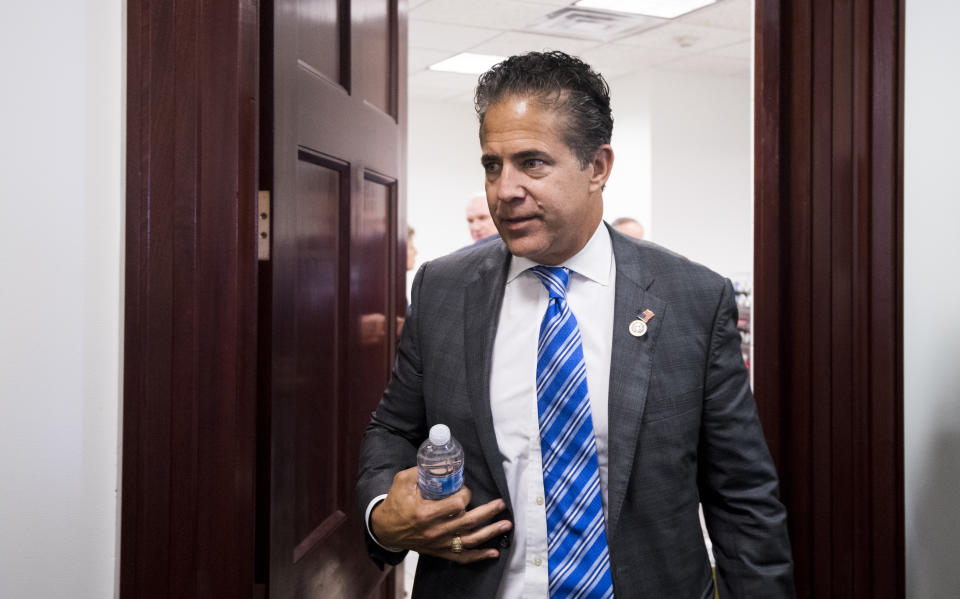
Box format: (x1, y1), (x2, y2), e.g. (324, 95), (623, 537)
(417, 424), (464, 500)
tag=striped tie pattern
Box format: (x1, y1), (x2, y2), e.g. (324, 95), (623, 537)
(530, 266), (615, 599)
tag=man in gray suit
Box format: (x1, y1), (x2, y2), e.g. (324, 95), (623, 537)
(357, 51), (794, 598)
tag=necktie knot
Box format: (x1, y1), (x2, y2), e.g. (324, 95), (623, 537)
(529, 266), (570, 301)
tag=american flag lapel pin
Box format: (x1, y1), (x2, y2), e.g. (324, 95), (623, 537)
(628, 309), (655, 338)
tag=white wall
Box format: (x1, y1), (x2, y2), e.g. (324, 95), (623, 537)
(650, 69), (753, 280)
(0, 2), (124, 598)
(407, 99), (485, 267)
(406, 69), (750, 283)
(606, 73), (653, 239)
(903, 2), (960, 597)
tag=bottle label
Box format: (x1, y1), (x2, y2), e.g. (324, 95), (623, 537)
(420, 465), (464, 499)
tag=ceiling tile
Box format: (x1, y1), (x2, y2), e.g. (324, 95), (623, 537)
(412, 0), (557, 30)
(409, 19), (501, 52)
(521, 0), (584, 5)
(615, 21), (749, 53)
(522, 6), (665, 42)
(678, 0), (752, 32)
(656, 53), (750, 77)
(468, 31), (603, 57)
(579, 43), (685, 79)
(409, 68), (483, 98)
(407, 1), (754, 97)
(408, 47), (456, 75)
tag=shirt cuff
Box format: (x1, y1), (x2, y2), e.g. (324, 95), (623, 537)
(365, 494), (404, 553)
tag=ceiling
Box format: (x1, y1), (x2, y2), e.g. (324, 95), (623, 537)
(408, 0), (753, 102)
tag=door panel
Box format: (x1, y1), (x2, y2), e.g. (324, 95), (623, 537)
(350, 172), (396, 405)
(354, 0), (395, 115)
(269, 0), (405, 596)
(297, 0), (345, 85)
(290, 153), (344, 554)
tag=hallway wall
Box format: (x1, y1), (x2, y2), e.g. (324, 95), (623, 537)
(0, 2), (124, 597)
(650, 69), (752, 280)
(904, 1), (960, 597)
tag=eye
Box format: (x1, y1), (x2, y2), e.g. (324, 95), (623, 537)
(523, 158), (545, 169)
(482, 161), (501, 176)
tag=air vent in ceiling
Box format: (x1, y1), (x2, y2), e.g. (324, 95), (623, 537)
(523, 7), (666, 41)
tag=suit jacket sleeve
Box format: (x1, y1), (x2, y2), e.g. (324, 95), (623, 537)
(356, 263), (431, 567)
(698, 280), (796, 597)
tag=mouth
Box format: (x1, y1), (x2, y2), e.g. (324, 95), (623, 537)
(498, 214), (538, 231)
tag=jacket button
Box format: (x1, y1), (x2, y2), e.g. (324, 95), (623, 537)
(499, 534), (510, 549)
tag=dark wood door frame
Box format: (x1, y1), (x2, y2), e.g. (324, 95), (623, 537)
(119, 0), (905, 596)
(119, 0), (260, 596)
(754, 1), (904, 597)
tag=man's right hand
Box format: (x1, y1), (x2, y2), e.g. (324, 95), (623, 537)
(370, 466), (512, 564)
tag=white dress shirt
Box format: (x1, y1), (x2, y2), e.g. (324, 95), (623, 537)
(365, 223), (617, 598)
(490, 223), (616, 599)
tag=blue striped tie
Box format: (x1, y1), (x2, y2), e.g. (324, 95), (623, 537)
(530, 266), (615, 599)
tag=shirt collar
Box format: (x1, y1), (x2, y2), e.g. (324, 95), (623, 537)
(506, 221), (612, 286)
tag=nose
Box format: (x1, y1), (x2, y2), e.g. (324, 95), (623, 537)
(494, 163), (525, 203)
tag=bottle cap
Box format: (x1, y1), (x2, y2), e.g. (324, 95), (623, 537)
(429, 424), (451, 445)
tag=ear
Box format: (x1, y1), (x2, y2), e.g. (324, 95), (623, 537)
(588, 144), (614, 193)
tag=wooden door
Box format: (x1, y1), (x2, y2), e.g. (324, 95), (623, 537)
(264, 0), (407, 596)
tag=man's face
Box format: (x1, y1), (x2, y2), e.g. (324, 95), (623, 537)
(466, 195), (498, 241)
(614, 220), (645, 240)
(480, 95), (611, 265)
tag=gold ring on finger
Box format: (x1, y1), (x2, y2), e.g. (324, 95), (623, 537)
(451, 535), (463, 554)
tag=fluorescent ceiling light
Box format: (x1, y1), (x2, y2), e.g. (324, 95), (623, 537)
(574, 0), (717, 19)
(429, 53), (506, 75)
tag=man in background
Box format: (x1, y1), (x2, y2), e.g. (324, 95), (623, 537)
(406, 226), (418, 272)
(466, 193), (499, 242)
(611, 216), (645, 240)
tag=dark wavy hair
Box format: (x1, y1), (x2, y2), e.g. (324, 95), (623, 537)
(474, 51), (613, 169)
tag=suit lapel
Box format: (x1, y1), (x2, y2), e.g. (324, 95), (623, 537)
(606, 229), (666, 535)
(463, 244), (513, 505)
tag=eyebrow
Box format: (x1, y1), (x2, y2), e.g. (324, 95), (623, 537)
(481, 150), (551, 164)
(512, 150), (551, 162)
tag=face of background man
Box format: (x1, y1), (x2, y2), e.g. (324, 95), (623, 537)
(480, 95), (613, 266)
(613, 219), (645, 240)
(406, 233), (418, 271)
(465, 194), (499, 241)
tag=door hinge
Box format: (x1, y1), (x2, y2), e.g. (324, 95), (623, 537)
(258, 190), (271, 261)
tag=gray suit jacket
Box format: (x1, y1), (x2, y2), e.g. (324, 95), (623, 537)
(357, 226), (795, 598)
